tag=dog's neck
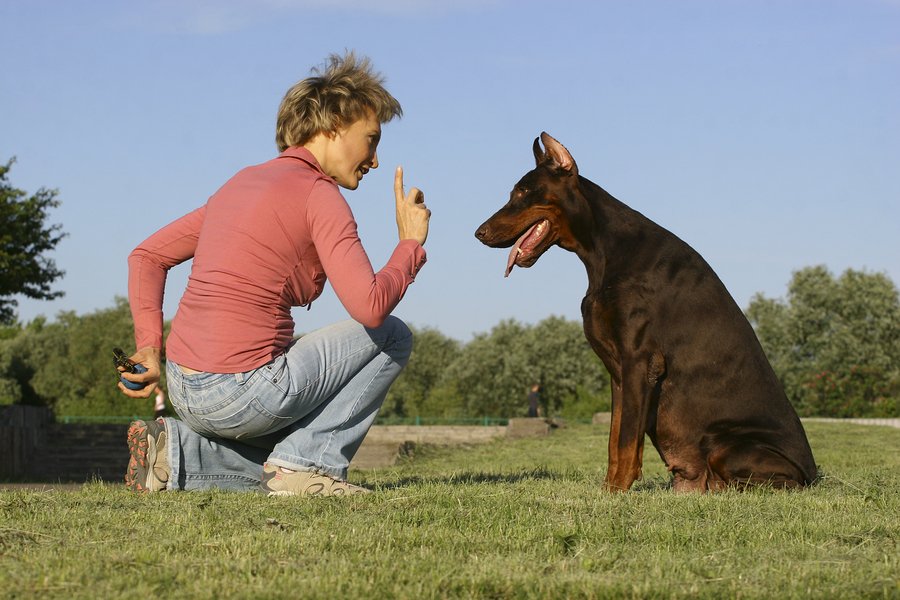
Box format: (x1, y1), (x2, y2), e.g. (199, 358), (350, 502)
(572, 177), (663, 294)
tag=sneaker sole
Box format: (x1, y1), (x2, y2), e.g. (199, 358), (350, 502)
(125, 420), (150, 492)
(125, 420), (165, 492)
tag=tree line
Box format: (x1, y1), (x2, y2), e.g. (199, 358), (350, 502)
(0, 303), (611, 421)
(1, 264), (898, 420)
(746, 266), (900, 418)
(2, 158), (898, 420)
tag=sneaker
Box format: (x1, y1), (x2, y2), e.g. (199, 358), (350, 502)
(260, 463), (370, 497)
(125, 419), (169, 492)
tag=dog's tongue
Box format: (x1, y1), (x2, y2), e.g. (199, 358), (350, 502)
(505, 222), (540, 277)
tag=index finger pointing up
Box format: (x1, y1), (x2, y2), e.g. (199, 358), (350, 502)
(394, 166), (404, 203)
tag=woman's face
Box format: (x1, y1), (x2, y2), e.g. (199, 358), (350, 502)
(323, 110), (381, 190)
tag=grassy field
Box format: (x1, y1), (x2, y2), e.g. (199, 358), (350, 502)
(1, 421), (898, 599)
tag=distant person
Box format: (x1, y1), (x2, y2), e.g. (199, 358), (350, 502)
(116, 51), (430, 497)
(153, 388), (167, 419)
(527, 383), (542, 418)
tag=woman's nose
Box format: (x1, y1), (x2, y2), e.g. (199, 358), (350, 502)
(371, 152), (379, 169)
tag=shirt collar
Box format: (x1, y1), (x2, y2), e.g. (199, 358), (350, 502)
(278, 146), (329, 178)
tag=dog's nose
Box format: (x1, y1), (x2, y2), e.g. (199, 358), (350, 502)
(474, 223), (489, 241)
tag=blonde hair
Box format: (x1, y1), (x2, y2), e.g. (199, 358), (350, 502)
(275, 51), (402, 152)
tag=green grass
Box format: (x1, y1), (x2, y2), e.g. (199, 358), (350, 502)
(1, 422), (898, 599)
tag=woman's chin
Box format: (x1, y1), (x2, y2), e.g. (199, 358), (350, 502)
(338, 177), (361, 190)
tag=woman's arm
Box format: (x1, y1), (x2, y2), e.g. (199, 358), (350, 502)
(307, 180), (426, 328)
(120, 206), (205, 397)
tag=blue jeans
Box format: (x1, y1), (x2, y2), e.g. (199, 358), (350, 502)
(162, 317), (412, 491)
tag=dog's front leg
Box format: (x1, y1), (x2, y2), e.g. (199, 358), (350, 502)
(604, 381), (629, 491)
(604, 360), (657, 491)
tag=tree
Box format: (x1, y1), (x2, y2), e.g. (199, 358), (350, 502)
(0, 299), (157, 417)
(0, 316), (56, 406)
(746, 266), (900, 417)
(382, 325), (462, 418)
(434, 317), (610, 419)
(440, 319), (532, 417)
(0, 158), (67, 325)
(523, 316), (610, 419)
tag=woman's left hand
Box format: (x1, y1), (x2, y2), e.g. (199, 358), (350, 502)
(117, 346), (161, 398)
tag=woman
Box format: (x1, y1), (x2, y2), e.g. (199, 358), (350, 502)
(117, 52), (430, 496)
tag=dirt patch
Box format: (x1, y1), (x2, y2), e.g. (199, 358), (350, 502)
(351, 425), (508, 469)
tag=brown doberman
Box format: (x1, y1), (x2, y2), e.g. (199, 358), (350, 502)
(475, 132), (817, 492)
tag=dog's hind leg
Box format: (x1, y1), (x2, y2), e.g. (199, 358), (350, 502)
(706, 441), (808, 490)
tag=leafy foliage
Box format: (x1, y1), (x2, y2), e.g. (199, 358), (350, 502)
(0, 159), (67, 325)
(0, 298), (155, 416)
(442, 319), (533, 417)
(0, 317), (52, 406)
(424, 316), (610, 419)
(746, 265), (900, 417)
(382, 325), (462, 418)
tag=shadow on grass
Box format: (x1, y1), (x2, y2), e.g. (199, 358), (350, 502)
(373, 471), (685, 494)
(375, 467), (571, 490)
(630, 476), (674, 492)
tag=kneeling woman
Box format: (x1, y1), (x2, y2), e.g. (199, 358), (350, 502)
(117, 52), (430, 496)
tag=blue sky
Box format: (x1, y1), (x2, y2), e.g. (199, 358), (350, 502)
(2, 0), (898, 342)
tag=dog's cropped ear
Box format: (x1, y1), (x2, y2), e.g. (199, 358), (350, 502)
(533, 137), (546, 165)
(540, 132), (578, 175)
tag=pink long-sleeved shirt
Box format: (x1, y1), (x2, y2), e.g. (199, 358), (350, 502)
(128, 147), (426, 373)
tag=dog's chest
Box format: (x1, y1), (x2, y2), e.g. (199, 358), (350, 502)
(581, 295), (620, 371)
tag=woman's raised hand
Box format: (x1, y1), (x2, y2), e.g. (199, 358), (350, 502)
(394, 166), (430, 246)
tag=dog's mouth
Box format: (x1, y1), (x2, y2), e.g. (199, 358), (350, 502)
(505, 219), (551, 277)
